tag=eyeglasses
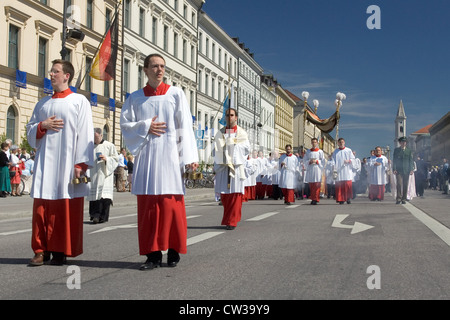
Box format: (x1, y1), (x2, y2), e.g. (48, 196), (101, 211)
(48, 70), (61, 75)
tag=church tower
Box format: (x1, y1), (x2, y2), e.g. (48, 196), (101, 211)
(394, 100), (406, 147)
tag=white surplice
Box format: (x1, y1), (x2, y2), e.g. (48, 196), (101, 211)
(304, 148), (325, 183)
(331, 147), (356, 182)
(120, 86), (198, 195)
(369, 155), (389, 185)
(87, 140), (119, 201)
(213, 126), (250, 194)
(279, 155), (299, 189)
(26, 93), (94, 199)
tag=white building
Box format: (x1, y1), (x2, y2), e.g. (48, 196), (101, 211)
(197, 11), (241, 163)
(122, 0), (204, 147)
(260, 81), (276, 154)
(234, 38), (264, 153)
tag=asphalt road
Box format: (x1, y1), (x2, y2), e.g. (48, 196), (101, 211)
(0, 189), (449, 304)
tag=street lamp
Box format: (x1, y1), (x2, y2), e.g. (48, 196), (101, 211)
(302, 91), (310, 149)
(334, 92), (346, 146)
(313, 99), (319, 114)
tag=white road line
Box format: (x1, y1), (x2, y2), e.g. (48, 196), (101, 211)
(0, 228), (32, 236)
(286, 205), (300, 209)
(187, 231), (224, 246)
(404, 202), (450, 247)
(246, 211), (279, 221)
(187, 215), (202, 219)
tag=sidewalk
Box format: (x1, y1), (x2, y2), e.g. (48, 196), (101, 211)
(0, 187), (216, 221)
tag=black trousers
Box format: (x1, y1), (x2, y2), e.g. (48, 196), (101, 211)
(89, 198), (112, 222)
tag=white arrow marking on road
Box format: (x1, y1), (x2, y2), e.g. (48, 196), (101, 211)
(332, 214), (374, 234)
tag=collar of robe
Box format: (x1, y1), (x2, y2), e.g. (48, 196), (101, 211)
(143, 82), (171, 96)
(376, 154), (382, 157)
(339, 147), (346, 150)
(52, 88), (73, 99)
(225, 125), (238, 133)
(286, 153), (293, 157)
(311, 148), (319, 152)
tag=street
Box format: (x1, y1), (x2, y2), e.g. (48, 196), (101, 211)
(0, 188), (449, 302)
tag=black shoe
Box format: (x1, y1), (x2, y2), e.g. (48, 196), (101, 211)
(139, 251), (162, 271)
(50, 252), (66, 266)
(347, 199), (351, 204)
(167, 249), (180, 268)
(226, 225), (236, 230)
(401, 200), (406, 204)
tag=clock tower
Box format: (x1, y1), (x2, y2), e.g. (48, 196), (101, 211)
(394, 100), (406, 147)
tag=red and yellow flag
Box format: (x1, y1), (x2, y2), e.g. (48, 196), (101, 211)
(89, 16), (118, 81)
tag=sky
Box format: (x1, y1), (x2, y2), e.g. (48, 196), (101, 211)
(202, 0), (450, 158)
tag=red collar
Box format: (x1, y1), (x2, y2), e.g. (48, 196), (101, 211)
(143, 83), (170, 97)
(226, 125), (238, 133)
(52, 88), (72, 99)
(311, 148), (319, 152)
(339, 147), (346, 150)
(376, 155), (382, 157)
(286, 153), (293, 157)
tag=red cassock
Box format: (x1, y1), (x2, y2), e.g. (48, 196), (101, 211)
(220, 193), (243, 227)
(32, 198), (84, 257)
(137, 195), (187, 255)
(309, 182), (321, 202)
(335, 181), (353, 202)
(369, 185), (385, 200)
(282, 188), (295, 203)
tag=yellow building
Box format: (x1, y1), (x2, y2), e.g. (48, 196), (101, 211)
(1, 0), (123, 147)
(274, 85), (295, 154)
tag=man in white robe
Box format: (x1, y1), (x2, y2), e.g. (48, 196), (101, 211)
(87, 128), (119, 223)
(279, 144), (299, 205)
(120, 54), (198, 270)
(304, 138), (325, 205)
(369, 146), (389, 201)
(331, 138), (356, 204)
(214, 108), (250, 230)
(26, 59), (94, 266)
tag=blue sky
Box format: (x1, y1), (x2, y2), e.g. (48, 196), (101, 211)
(202, 0), (450, 158)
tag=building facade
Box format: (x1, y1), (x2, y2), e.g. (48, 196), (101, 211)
(1, 0), (123, 147)
(197, 10), (239, 163)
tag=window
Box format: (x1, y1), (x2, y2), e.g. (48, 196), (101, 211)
(38, 37), (47, 78)
(7, 106), (16, 143)
(183, 39), (187, 63)
(105, 8), (111, 30)
(103, 125), (109, 141)
(85, 57), (92, 92)
(87, 0), (93, 29)
(138, 66), (144, 89)
(123, 59), (130, 98)
(104, 80), (110, 98)
(139, 8), (145, 37)
(163, 26), (168, 51)
(124, 0), (130, 28)
(174, 33), (178, 58)
(152, 17), (157, 44)
(8, 24), (19, 69)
